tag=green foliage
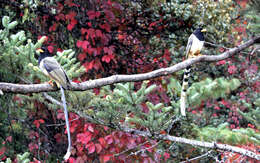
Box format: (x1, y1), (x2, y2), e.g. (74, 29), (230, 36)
(167, 77), (241, 110)
(194, 123), (260, 145)
(0, 152), (31, 163)
(238, 107), (260, 130)
(0, 16), (45, 82)
(188, 78), (241, 107)
(246, 0), (260, 33)
(76, 82), (173, 133)
(127, 101), (173, 132)
(17, 152), (30, 163)
(90, 82), (159, 124)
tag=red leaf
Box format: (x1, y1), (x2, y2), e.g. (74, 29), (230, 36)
(72, 80), (81, 83)
(82, 41), (89, 50)
(86, 28), (95, 40)
(228, 65), (237, 74)
(163, 49), (171, 62)
(96, 29), (103, 38)
(102, 55), (110, 63)
(49, 23), (58, 32)
(104, 46), (114, 55)
(87, 22), (92, 27)
(95, 143), (102, 154)
(216, 60), (226, 65)
(55, 13), (65, 21)
(102, 154), (112, 163)
(103, 126), (109, 131)
(81, 28), (88, 35)
(77, 132), (92, 145)
(105, 135), (113, 144)
(77, 40), (83, 48)
(95, 11), (101, 18)
(104, 9), (115, 20)
(78, 53), (86, 61)
(47, 46), (54, 53)
(68, 157), (76, 163)
(29, 143), (38, 152)
(98, 137), (107, 148)
(38, 119), (45, 123)
(99, 24), (111, 32)
(87, 10), (97, 20)
(57, 109), (64, 120)
(0, 147), (6, 156)
(76, 143), (84, 153)
(67, 23), (75, 31)
(93, 58), (101, 70)
(83, 60), (94, 72)
(88, 143), (95, 154)
(57, 48), (63, 52)
(102, 54), (114, 63)
(163, 152), (170, 161)
(33, 119), (45, 128)
(221, 99), (229, 107)
(71, 19), (77, 25)
(65, 0), (79, 7)
(66, 11), (77, 20)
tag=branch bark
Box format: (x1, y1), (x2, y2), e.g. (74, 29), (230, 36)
(120, 126), (260, 160)
(1, 35), (260, 94)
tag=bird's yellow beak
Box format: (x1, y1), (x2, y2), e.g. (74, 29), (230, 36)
(201, 28), (207, 32)
(36, 48), (44, 53)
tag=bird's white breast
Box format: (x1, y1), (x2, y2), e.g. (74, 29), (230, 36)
(190, 35), (204, 54)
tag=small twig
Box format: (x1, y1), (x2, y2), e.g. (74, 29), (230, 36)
(180, 150), (212, 163)
(46, 117), (80, 127)
(250, 45), (260, 55)
(114, 140), (150, 157)
(166, 116), (180, 134)
(126, 140), (161, 158)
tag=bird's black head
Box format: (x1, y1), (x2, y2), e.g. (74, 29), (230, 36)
(37, 47), (51, 65)
(193, 27), (206, 41)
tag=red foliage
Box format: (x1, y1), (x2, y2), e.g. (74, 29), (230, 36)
(33, 119), (45, 128)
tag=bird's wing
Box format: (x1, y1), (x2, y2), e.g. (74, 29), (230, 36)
(185, 34), (194, 58)
(43, 57), (69, 89)
(42, 57), (61, 72)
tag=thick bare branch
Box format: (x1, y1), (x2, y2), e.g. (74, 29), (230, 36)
(1, 35), (260, 94)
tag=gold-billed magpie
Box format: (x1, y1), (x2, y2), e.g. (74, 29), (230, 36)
(36, 47), (72, 160)
(180, 27), (206, 116)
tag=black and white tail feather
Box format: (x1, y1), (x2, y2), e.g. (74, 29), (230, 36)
(180, 28), (206, 116)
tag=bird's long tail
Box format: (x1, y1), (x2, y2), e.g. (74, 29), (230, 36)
(180, 66), (191, 116)
(60, 87), (71, 160)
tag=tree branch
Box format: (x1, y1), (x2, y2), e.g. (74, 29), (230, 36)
(75, 110), (260, 160)
(120, 126), (260, 160)
(1, 35), (260, 94)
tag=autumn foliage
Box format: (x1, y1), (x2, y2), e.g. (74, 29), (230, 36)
(0, 0), (259, 162)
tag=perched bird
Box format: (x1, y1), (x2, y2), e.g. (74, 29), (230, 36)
(37, 47), (72, 160)
(180, 27), (206, 116)
(37, 47), (71, 89)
